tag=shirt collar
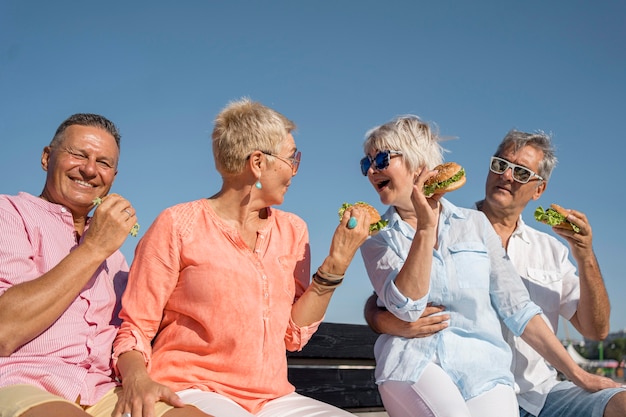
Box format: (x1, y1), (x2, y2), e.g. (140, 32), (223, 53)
(512, 215), (531, 244)
(473, 199), (531, 245)
(440, 197), (466, 221)
(20, 191), (68, 214)
(19, 191), (92, 225)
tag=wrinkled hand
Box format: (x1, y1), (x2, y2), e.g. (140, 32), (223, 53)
(551, 207), (594, 257)
(326, 206), (372, 272)
(570, 367), (624, 392)
(83, 194), (137, 258)
(366, 290), (449, 338)
(398, 304), (449, 338)
(411, 167), (443, 231)
(113, 374), (185, 417)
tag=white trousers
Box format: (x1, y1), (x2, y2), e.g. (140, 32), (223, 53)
(178, 389), (356, 417)
(378, 362), (519, 417)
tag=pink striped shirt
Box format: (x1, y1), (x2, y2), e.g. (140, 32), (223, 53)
(0, 192), (127, 406)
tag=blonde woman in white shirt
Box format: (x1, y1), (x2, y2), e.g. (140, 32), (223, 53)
(365, 128), (626, 417)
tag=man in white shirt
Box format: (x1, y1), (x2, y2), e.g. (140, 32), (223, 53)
(365, 130), (626, 417)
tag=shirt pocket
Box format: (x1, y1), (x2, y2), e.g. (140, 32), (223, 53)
(448, 242), (490, 289)
(524, 267), (562, 315)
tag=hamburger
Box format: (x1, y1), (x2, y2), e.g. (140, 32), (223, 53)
(423, 162), (466, 197)
(534, 203), (580, 233)
(338, 202), (388, 234)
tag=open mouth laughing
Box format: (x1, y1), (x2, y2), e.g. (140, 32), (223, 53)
(376, 179), (390, 191)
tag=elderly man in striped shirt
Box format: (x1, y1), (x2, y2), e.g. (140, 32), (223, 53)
(0, 114), (210, 417)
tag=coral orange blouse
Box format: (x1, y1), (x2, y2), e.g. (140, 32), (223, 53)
(113, 199), (319, 413)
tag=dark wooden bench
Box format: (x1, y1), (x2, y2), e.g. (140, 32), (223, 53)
(287, 322), (385, 414)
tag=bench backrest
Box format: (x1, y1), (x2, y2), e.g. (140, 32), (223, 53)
(286, 322), (383, 410)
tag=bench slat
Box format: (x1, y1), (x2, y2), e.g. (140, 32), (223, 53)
(287, 322), (379, 359)
(288, 367), (382, 408)
(287, 322), (383, 410)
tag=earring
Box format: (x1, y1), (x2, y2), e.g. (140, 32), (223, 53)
(255, 179), (262, 189)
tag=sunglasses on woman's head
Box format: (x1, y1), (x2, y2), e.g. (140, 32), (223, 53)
(360, 150), (403, 176)
(489, 156), (543, 184)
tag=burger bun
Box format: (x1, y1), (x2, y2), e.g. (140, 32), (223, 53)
(550, 204), (577, 231)
(338, 201), (389, 234)
(423, 162), (466, 196)
(352, 202), (383, 226)
(434, 173), (466, 194)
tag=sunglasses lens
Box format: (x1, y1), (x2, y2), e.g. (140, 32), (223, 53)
(513, 167), (531, 183)
(362, 151), (396, 175)
(293, 151), (301, 174)
(490, 158), (507, 173)
(374, 152), (390, 170)
(490, 157), (536, 183)
(360, 157), (371, 176)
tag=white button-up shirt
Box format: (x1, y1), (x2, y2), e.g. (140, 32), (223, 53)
(500, 213), (579, 416)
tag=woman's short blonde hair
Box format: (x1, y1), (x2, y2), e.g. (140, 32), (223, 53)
(363, 115), (446, 172)
(212, 98), (296, 175)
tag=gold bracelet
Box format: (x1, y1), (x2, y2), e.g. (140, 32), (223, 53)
(316, 268), (345, 280)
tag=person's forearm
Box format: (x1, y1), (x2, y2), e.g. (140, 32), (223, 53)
(572, 251), (610, 340)
(116, 350), (151, 382)
(290, 243), (359, 327)
(364, 294), (405, 335)
(393, 229), (434, 300)
(291, 206), (370, 327)
(0, 244), (108, 356)
(364, 293), (383, 333)
(364, 292), (449, 338)
(521, 315), (586, 382)
(291, 280), (336, 326)
(372, 308), (409, 335)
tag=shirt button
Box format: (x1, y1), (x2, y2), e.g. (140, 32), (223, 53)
(264, 293), (269, 298)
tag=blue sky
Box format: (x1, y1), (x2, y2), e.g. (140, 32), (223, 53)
(1, 1), (624, 341)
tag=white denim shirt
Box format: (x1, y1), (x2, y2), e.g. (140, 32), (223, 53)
(361, 198), (541, 400)
(496, 211), (579, 416)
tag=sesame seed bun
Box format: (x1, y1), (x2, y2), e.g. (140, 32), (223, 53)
(423, 162), (466, 196)
(338, 201), (388, 234)
(352, 202), (382, 225)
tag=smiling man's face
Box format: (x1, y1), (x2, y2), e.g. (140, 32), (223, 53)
(40, 124), (119, 216)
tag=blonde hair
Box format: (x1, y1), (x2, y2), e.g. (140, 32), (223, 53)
(363, 115), (446, 171)
(212, 98), (296, 174)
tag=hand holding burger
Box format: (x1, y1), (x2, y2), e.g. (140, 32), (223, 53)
(338, 202), (388, 234)
(534, 203), (581, 233)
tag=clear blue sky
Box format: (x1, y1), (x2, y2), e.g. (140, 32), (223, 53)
(1, 1), (624, 341)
